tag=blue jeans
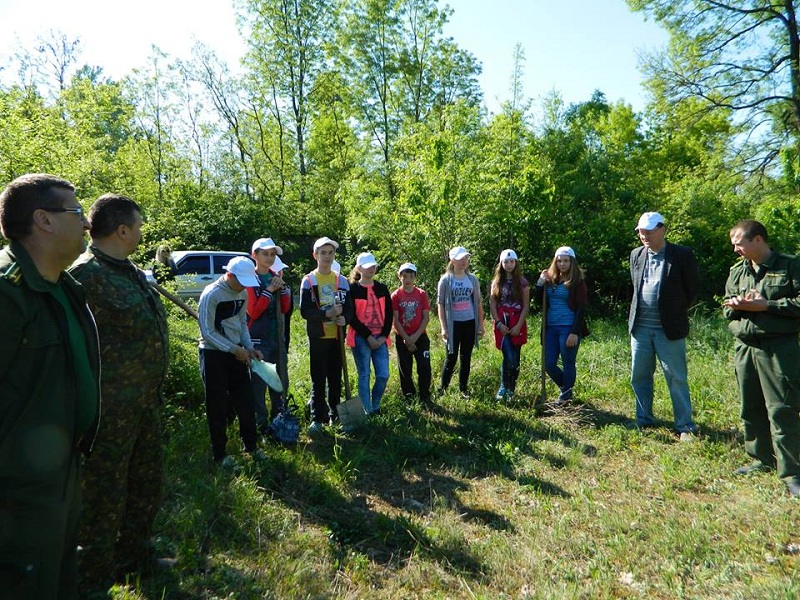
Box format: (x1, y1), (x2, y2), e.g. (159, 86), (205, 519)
(499, 335), (521, 392)
(630, 326), (697, 432)
(544, 324), (580, 400)
(351, 335), (390, 413)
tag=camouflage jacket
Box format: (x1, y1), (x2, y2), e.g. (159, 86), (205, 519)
(70, 246), (169, 408)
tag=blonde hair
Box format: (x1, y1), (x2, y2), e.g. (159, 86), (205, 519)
(546, 254), (584, 287)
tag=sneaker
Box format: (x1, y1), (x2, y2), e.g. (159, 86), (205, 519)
(460, 390), (471, 399)
(679, 431), (697, 443)
(308, 421), (325, 436)
(495, 388), (507, 401)
(505, 390), (514, 403)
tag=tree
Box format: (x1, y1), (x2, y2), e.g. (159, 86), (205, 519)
(628, 0), (800, 176)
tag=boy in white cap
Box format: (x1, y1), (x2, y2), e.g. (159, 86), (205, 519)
(629, 211), (700, 440)
(300, 237), (354, 433)
(247, 238), (292, 433)
(198, 255), (264, 466)
(392, 262), (433, 407)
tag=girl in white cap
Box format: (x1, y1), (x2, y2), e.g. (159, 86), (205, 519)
(437, 246), (484, 397)
(534, 246), (589, 404)
(489, 249), (530, 401)
(347, 252), (393, 415)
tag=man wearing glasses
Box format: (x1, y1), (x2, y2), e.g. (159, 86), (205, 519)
(0, 173), (100, 598)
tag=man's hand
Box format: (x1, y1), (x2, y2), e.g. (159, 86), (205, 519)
(233, 346), (250, 362)
(249, 348), (264, 361)
(723, 289), (768, 312)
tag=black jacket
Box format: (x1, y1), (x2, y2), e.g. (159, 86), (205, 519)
(628, 242), (699, 340)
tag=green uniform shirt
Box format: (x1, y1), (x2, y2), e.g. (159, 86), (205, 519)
(723, 250), (800, 342)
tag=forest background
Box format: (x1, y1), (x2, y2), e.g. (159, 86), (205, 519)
(1, 0), (800, 307)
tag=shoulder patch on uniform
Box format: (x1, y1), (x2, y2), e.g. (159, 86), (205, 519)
(1, 262), (23, 286)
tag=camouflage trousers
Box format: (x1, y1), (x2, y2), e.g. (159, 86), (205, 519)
(78, 392), (163, 592)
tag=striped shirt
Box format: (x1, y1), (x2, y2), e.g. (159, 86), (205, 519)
(636, 248), (664, 329)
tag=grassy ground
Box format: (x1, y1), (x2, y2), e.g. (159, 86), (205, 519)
(113, 311), (800, 599)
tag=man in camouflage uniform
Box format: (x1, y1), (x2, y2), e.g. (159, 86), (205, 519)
(69, 194), (170, 592)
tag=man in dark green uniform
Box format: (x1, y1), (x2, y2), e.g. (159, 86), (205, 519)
(70, 194), (170, 592)
(723, 219), (800, 498)
(0, 174), (100, 599)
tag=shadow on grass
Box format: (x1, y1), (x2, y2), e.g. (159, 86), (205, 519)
(147, 395), (588, 595)
(260, 442), (487, 578)
(566, 399), (737, 443)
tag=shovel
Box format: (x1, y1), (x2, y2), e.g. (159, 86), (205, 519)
(537, 283), (548, 409)
(337, 324), (367, 430)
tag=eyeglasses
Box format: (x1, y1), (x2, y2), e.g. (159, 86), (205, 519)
(42, 206), (84, 218)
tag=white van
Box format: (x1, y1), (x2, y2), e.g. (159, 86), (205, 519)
(171, 250), (251, 300)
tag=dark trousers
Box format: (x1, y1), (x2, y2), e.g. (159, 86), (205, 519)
(735, 337), (800, 481)
(440, 319), (476, 393)
(200, 349), (258, 461)
(309, 337), (342, 424)
(0, 455), (80, 599)
(395, 332), (432, 401)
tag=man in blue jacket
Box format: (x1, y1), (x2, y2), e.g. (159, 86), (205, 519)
(628, 211), (700, 440)
(0, 173), (100, 599)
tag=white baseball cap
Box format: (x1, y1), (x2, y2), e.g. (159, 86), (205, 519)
(271, 256), (289, 272)
(251, 237), (283, 255)
(313, 236), (339, 252)
(449, 246), (470, 260)
(499, 249), (518, 261)
(355, 252), (378, 269)
(398, 262), (417, 275)
(635, 212), (665, 231)
(554, 246), (576, 258)
(223, 256), (259, 287)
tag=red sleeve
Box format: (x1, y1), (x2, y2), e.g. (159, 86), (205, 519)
(247, 286), (272, 322)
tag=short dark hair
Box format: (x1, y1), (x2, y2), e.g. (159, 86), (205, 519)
(731, 219), (769, 243)
(0, 173), (76, 240)
(88, 193), (141, 238)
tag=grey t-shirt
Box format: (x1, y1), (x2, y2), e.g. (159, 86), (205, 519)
(440, 274), (475, 322)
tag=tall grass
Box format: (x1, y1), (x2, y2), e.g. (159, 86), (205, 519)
(114, 313), (800, 599)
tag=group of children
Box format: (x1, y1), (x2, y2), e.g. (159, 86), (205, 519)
(196, 235), (589, 463)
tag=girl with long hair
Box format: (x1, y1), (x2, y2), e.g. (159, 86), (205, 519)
(437, 246), (484, 397)
(534, 246), (589, 405)
(489, 249), (529, 401)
